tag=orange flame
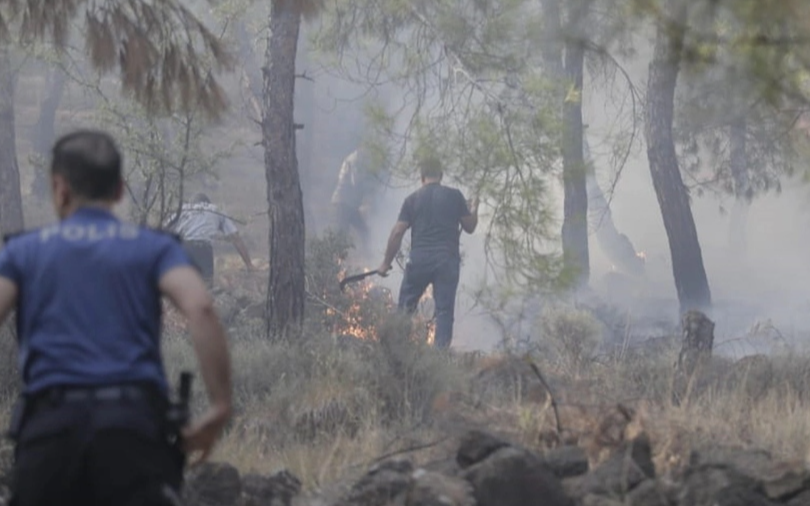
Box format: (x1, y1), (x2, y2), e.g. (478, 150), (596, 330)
(332, 265), (435, 343)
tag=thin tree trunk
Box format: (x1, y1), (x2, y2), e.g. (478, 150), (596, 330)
(262, 2), (306, 339)
(644, 0), (711, 314)
(561, 1), (590, 288)
(541, 0), (591, 289)
(0, 47), (23, 236)
(30, 67), (67, 199)
(728, 117), (749, 254)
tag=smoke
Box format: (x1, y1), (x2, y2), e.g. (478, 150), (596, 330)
(299, 33), (810, 355)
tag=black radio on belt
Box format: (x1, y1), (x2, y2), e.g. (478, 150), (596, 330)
(166, 371), (193, 446)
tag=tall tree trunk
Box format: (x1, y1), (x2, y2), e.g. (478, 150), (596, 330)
(0, 47), (23, 236)
(30, 67), (67, 199)
(262, 2), (306, 339)
(561, 0), (590, 288)
(728, 117), (749, 254)
(541, 0), (591, 289)
(644, 0), (711, 314)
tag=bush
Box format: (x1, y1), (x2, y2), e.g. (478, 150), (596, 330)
(539, 306), (602, 375)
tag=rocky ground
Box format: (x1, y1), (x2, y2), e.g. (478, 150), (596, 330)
(183, 428), (810, 506)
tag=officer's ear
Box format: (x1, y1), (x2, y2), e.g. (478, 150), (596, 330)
(51, 173), (71, 211)
(112, 178), (125, 203)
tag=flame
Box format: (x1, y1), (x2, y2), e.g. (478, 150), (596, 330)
(332, 265), (436, 344)
(328, 277), (392, 340)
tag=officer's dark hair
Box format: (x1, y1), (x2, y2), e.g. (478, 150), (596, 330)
(419, 156), (443, 180)
(51, 130), (122, 200)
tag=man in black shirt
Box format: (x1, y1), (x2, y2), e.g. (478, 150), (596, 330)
(377, 156), (479, 348)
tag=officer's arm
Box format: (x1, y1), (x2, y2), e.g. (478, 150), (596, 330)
(159, 267), (232, 418)
(0, 277), (17, 325)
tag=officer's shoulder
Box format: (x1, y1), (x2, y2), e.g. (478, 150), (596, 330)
(3, 228), (40, 246)
(143, 226), (184, 244)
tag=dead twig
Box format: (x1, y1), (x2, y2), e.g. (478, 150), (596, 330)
(365, 436), (451, 469)
(526, 359), (563, 436)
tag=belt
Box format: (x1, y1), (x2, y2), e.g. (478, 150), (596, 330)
(30, 384), (158, 411)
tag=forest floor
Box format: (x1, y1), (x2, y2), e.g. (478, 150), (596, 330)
(157, 257), (810, 494)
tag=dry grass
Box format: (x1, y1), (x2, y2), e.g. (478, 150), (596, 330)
(3, 250), (810, 491)
(157, 291), (810, 492)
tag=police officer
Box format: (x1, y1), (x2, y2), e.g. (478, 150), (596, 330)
(0, 130), (233, 506)
(377, 156), (479, 349)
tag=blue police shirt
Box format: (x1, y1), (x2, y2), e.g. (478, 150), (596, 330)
(0, 207), (193, 395)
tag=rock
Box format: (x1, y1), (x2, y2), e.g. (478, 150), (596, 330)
(759, 462), (810, 501)
(581, 494), (623, 506)
(421, 458), (460, 477)
(570, 435), (654, 498)
(788, 489), (810, 506)
(241, 470), (302, 506)
(456, 430), (510, 469)
(689, 446), (810, 501)
(688, 446), (773, 479)
(541, 445), (589, 478)
(461, 446), (573, 506)
(185, 462), (242, 506)
(677, 465), (776, 506)
(336, 460), (414, 506)
(406, 469), (474, 506)
(627, 480), (670, 506)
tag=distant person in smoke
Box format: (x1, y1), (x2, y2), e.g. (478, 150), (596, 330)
(169, 193), (253, 283)
(377, 156), (479, 349)
(330, 146), (384, 256)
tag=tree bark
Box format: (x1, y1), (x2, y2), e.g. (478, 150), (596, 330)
(672, 310), (714, 405)
(728, 117), (749, 255)
(30, 67), (67, 199)
(295, 27), (316, 231)
(541, 0), (591, 289)
(0, 47), (23, 236)
(262, 2), (306, 339)
(561, 3), (589, 288)
(644, 0), (711, 314)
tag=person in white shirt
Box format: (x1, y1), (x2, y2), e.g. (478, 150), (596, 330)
(170, 193), (253, 282)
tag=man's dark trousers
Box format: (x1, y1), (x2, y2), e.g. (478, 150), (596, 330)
(397, 254), (460, 348)
(184, 240), (214, 283)
(10, 386), (183, 506)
